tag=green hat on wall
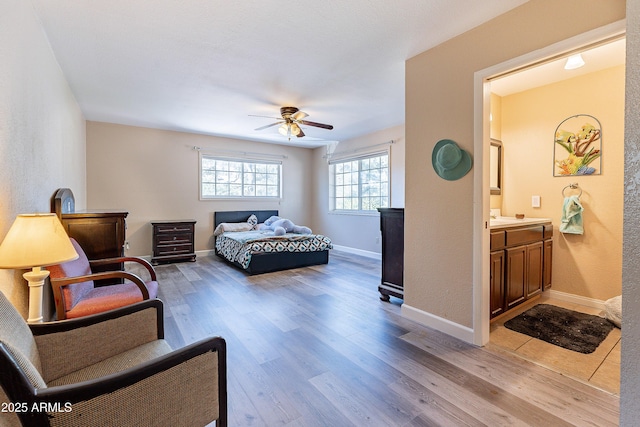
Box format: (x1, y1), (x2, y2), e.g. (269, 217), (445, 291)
(432, 139), (472, 181)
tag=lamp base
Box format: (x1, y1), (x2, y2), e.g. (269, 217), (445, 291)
(23, 267), (50, 323)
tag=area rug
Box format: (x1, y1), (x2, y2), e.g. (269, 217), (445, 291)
(503, 304), (614, 354)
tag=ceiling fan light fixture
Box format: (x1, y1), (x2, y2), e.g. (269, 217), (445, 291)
(564, 53), (585, 70)
(256, 106), (333, 140)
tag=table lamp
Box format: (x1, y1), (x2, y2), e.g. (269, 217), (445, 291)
(0, 213), (78, 322)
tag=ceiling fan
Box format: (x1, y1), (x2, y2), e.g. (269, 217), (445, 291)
(252, 106), (334, 139)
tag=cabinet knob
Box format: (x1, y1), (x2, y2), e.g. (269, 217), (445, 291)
(173, 236), (177, 240)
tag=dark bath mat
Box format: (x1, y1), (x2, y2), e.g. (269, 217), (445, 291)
(504, 304), (614, 354)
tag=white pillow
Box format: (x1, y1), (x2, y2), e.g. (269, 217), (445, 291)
(213, 222), (254, 236)
(247, 214), (258, 228)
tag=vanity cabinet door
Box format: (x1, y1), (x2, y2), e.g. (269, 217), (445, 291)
(505, 242), (543, 311)
(505, 246), (526, 309)
(526, 241), (543, 298)
(490, 250), (505, 318)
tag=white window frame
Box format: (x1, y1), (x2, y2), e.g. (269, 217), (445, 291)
(329, 150), (390, 214)
(200, 153), (283, 200)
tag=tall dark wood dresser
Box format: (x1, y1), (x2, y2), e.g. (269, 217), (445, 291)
(377, 208), (404, 301)
(52, 188), (128, 285)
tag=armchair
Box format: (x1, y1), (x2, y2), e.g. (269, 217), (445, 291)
(48, 238), (159, 320)
(0, 291), (227, 427)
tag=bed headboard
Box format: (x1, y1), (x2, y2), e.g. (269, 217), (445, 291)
(214, 210), (279, 229)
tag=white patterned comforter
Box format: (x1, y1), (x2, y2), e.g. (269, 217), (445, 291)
(215, 230), (332, 269)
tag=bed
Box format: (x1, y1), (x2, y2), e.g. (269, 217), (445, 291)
(213, 210), (332, 274)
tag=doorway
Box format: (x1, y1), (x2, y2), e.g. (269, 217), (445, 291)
(472, 22), (625, 339)
(473, 22), (625, 394)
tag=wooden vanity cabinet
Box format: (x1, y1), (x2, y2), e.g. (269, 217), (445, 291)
(490, 223), (552, 319)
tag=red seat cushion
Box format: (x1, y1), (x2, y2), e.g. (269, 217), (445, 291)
(65, 280), (158, 319)
(49, 238), (159, 319)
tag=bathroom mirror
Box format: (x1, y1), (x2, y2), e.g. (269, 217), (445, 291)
(490, 139), (502, 195)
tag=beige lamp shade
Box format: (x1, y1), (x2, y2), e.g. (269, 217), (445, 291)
(0, 213), (79, 269)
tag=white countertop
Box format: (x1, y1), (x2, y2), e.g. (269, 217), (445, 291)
(490, 216), (552, 229)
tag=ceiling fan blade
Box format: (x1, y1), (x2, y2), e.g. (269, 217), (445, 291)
(292, 111), (308, 121)
(249, 114), (282, 119)
(299, 120), (334, 130)
(254, 121), (283, 131)
(296, 128), (305, 138)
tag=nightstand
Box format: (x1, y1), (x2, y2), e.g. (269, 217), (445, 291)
(151, 220), (197, 265)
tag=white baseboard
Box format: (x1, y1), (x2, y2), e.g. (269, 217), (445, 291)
(543, 289), (607, 311)
(196, 249), (215, 258)
(331, 244), (381, 260)
(139, 250), (212, 262)
(401, 303), (475, 344)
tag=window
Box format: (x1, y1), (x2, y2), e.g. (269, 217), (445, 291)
(200, 155), (282, 199)
(330, 152), (389, 212)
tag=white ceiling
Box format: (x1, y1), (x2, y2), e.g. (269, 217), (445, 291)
(491, 38), (626, 96)
(31, 0), (529, 148)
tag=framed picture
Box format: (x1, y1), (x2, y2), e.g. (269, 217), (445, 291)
(554, 114), (602, 176)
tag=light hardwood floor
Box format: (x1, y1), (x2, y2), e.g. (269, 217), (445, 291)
(150, 251), (619, 426)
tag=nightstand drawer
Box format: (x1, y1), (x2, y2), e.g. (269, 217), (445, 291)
(156, 242), (193, 256)
(155, 224), (194, 234)
(156, 232), (192, 245)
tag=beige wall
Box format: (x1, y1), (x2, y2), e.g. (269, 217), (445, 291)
(86, 122), (314, 257)
(499, 65), (624, 300)
(311, 125), (405, 254)
(0, 0), (86, 316)
(404, 0), (625, 328)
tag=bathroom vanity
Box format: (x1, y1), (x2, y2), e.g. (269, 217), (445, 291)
(490, 217), (553, 319)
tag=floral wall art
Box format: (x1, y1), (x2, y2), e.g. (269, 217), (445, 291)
(554, 114), (602, 176)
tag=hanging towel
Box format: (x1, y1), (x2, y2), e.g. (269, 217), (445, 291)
(560, 195), (584, 234)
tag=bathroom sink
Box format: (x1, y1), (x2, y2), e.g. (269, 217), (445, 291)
(490, 216), (552, 228)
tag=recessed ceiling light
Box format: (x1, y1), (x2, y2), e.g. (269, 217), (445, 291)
(564, 54), (585, 70)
